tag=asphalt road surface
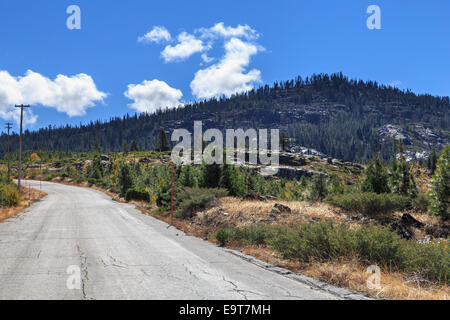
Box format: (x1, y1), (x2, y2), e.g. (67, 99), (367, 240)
(0, 180), (355, 300)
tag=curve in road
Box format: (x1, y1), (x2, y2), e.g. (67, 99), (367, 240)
(0, 180), (358, 300)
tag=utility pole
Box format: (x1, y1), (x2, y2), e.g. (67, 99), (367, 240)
(171, 165), (174, 226)
(14, 104), (30, 192)
(5, 123), (12, 180)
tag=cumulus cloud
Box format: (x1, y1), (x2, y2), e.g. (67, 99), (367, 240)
(161, 32), (207, 62)
(190, 38), (262, 99)
(138, 26), (171, 44)
(0, 70), (107, 124)
(124, 79), (183, 113)
(198, 22), (259, 40)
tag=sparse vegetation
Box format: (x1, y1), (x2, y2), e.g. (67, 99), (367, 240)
(0, 171), (20, 207)
(217, 222), (449, 284)
(177, 187), (228, 218)
(326, 193), (410, 216)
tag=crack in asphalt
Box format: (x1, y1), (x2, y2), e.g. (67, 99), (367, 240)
(221, 276), (269, 300)
(76, 244), (91, 300)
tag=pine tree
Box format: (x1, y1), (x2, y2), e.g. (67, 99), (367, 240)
(220, 164), (245, 196)
(202, 163), (222, 189)
(430, 150), (438, 175)
(389, 139), (415, 197)
(116, 162), (133, 196)
(310, 174), (328, 201)
(130, 140), (139, 153)
(93, 140), (101, 155)
(157, 130), (169, 152)
(130, 140), (139, 162)
(279, 133), (289, 151)
(179, 165), (198, 188)
(429, 146), (449, 220)
(362, 154), (390, 194)
(123, 142), (129, 155)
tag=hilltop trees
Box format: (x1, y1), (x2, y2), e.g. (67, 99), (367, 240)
(1, 73), (447, 164)
(429, 146), (450, 220)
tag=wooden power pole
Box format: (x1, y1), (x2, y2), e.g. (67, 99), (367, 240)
(5, 123), (12, 180)
(14, 104), (30, 192)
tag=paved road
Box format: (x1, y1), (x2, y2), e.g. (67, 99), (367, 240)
(0, 181), (346, 300)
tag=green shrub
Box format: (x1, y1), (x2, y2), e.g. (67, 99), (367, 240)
(87, 178), (97, 185)
(221, 221), (450, 284)
(215, 229), (230, 246)
(125, 187), (151, 202)
(44, 174), (55, 181)
(271, 222), (355, 261)
(226, 224), (283, 246)
(326, 192), (410, 215)
(0, 184), (21, 207)
(177, 187), (228, 218)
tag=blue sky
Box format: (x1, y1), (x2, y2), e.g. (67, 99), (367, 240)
(0, 0), (449, 132)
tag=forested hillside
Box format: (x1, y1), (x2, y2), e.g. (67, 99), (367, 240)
(1, 73), (448, 163)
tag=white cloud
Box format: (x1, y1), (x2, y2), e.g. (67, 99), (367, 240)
(0, 70), (107, 125)
(190, 38), (262, 99)
(161, 32), (207, 62)
(200, 53), (214, 64)
(198, 22), (259, 40)
(138, 26), (172, 44)
(124, 79), (183, 113)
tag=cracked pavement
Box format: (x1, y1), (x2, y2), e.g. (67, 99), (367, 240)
(0, 181), (344, 300)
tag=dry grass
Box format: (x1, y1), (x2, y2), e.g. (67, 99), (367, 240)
(137, 198), (450, 300)
(0, 186), (47, 223)
(193, 197), (360, 232)
(237, 246), (449, 300)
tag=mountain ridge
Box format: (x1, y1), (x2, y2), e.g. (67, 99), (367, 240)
(1, 73), (448, 163)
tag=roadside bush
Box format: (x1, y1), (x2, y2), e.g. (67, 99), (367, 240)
(221, 221), (449, 284)
(0, 184), (21, 207)
(226, 224), (284, 246)
(215, 229), (230, 246)
(326, 192), (410, 215)
(125, 187), (151, 202)
(177, 187), (228, 218)
(271, 222), (355, 261)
